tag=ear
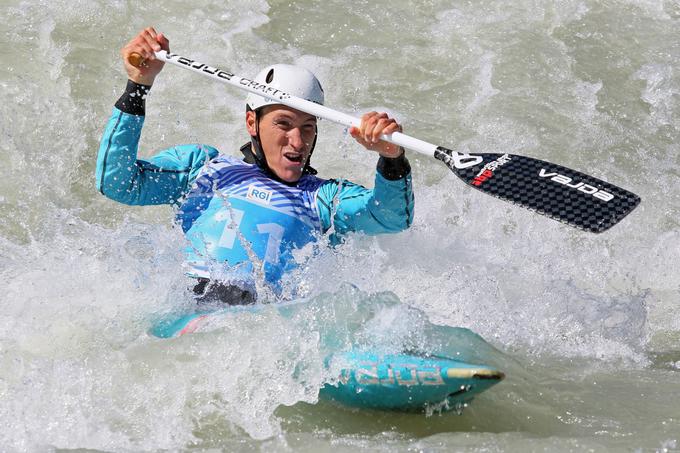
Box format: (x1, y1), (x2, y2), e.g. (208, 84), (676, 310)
(245, 110), (257, 137)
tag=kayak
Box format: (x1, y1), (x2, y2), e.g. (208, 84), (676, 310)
(150, 302), (504, 412)
(320, 350), (504, 412)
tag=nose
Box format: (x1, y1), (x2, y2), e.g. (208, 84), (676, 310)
(286, 127), (305, 151)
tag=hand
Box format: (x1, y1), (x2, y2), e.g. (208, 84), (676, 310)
(349, 111), (404, 158)
(120, 27), (170, 86)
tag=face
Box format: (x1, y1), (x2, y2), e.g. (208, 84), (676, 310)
(246, 105), (318, 183)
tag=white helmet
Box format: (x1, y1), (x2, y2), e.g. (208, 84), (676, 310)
(246, 64), (324, 111)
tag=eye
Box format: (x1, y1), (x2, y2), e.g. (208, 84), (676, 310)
(302, 124), (316, 133)
(274, 119), (292, 130)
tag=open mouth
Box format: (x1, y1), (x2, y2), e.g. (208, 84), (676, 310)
(283, 152), (304, 165)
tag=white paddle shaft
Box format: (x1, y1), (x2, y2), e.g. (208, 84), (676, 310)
(152, 50), (440, 157)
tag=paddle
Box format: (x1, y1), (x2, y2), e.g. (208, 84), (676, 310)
(129, 50), (640, 233)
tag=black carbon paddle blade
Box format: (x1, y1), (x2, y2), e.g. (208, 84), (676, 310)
(435, 147), (640, 233)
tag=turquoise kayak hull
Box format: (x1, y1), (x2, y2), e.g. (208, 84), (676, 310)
(319, 351), (503, 411)
(150, 307), (504, 412)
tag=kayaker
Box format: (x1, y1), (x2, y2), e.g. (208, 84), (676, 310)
(96, 27), (414, 304)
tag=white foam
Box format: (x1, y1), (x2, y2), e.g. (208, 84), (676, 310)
(635, 63), (679, 130)
(2, 0), (680, 449)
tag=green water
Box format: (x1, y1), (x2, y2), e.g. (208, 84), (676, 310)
(1, 0), (679, 450)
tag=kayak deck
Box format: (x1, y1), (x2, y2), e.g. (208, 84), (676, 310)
(150, 308), (504, 412)
(321, 350), (503, 411)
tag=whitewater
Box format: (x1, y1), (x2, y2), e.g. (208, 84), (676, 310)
(1, 0), (679, 451)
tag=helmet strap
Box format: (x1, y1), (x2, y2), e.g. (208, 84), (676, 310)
(304, 129), (319, 176)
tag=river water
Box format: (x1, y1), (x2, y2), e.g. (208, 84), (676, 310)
(1, 0), (679, 451)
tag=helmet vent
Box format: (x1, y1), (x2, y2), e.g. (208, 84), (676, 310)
(266, 69), (275, 83)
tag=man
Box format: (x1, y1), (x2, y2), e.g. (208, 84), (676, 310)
(97, 28), (414, 304)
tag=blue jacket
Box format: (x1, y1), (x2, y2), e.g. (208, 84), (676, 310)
(97, 107), (414, 286)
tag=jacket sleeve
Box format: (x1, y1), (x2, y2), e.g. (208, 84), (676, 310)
(95, 107), (219, 206)
(316, 155), (414, 237)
